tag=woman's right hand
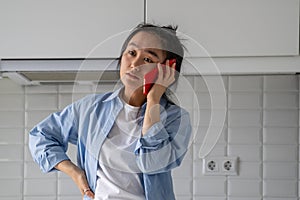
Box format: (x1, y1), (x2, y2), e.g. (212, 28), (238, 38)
(55, 160), (95, 199)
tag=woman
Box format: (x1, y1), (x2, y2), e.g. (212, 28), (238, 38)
(29, 23), (192, 200)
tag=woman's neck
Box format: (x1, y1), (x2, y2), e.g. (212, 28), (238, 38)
(122, 88), (146, 107)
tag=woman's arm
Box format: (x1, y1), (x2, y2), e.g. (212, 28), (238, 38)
(137, 107), (192, 174)
(142, 62), (175, 135)
(29, 101), (95, 199)
(142, 98), (161, 134)
(29, 104), (78, 172)
(137, 61), (192, 174)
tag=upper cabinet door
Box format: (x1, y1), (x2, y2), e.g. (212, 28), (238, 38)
(0, 0), (144, 58)
(147, 0), (299, 57)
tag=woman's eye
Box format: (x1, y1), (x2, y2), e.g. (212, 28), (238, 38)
(128, 50), (135, 56)
(144, 58), (153, 63)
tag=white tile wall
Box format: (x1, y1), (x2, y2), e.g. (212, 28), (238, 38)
(227, 76), (263, 199)
(0, 75), (299, 199)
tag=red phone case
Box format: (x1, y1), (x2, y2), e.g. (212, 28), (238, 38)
(143, 59), (176, 95)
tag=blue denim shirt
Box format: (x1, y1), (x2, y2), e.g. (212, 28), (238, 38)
(29, 88), (192, 200)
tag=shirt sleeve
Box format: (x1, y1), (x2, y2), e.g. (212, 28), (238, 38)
(29, 103), (79, 173)
(134, 107), (192, 174)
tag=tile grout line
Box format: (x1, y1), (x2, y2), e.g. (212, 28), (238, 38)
(225, 75), (229, 200)
(56, 85), (59, 200)
(191, 76), (194, 199)
(22, 85), (26, 200)
(261, 75), (265, 199)
(297, 75), (300, 199)
(192, 76), (196, 199)
(260, 75), (266, 199)
(190, 76), (195, 199)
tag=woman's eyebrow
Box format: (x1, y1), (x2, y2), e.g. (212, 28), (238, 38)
(145, 49), (159, 60)
(128, 42), (139, 48)
(128, 42), (160, 60)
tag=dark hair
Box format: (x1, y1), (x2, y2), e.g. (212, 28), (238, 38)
(117, 23), (185, 103)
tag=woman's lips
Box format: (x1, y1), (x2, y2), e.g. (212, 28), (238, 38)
(126, 72), (140, 80)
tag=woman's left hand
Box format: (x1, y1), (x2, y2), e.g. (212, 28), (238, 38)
(142, 60), (176, 135)
(55, 160), (95, 200)
(147, 60), (176, 102)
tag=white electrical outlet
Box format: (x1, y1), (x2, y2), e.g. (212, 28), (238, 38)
(221, 157), (238, 175)
(202, 159), (219, 174)
(202, 156), (238, 176)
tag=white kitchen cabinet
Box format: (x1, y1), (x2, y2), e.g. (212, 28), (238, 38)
(147, 0), (299, 57)
(0, 0), (144, 58)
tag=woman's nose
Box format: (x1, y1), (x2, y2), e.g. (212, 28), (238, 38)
(131, 57), (143, 68)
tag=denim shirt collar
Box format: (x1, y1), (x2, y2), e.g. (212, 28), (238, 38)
(102, 86), (168, 115)
(102, 86), (123, 102)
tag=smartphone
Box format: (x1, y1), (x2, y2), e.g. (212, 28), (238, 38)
(143, 59), (176, 95)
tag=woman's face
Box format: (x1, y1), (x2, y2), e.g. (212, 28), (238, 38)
(120, 31), (166, 92)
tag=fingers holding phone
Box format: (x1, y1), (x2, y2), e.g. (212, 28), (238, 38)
(162, 59), (176, 81)
(156, 60), (176, 86)
(143, 59), (176, 97)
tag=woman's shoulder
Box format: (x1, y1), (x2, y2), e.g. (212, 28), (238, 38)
(65, 92), (114, 117)
(75, 92), (114, 106)
(163, 98), (190, 118)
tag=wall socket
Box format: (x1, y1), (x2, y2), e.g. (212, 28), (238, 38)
(202, 156), (238, 176)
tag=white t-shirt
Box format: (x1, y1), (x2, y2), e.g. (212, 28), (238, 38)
(95, 97), (145, 200)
